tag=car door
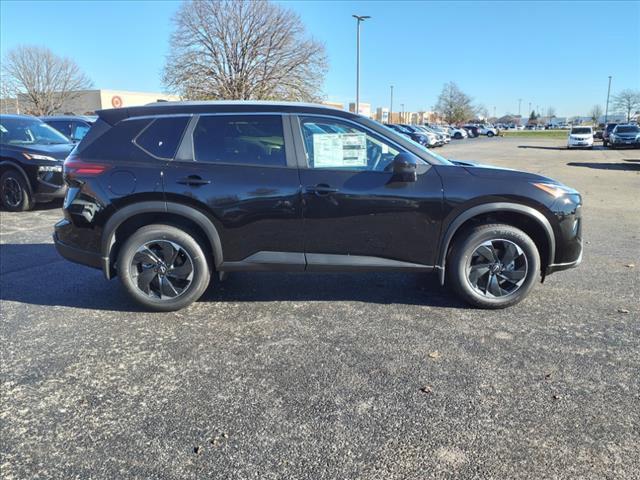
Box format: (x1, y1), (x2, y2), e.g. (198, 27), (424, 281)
(292, 114), (443, 270)
(162, 113), (304, 269)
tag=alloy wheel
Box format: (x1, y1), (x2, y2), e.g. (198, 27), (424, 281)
(2, 177), (23, 208)
(466, 239), (528, 298)
(130, 240), (194, 299)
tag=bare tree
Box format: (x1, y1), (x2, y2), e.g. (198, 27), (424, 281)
(433, 82), (475, 124)
(1, 45), (93, 116)
(590, 104), (602, 124)
(612, 89), (640, 122)
(163, 0), (328, 102)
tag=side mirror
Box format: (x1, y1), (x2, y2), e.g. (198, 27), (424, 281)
(390, 152), (418, 182)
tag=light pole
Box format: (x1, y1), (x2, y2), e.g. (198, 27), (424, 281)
(353, 15), (370, 115)
(389, 85), (394, 123)
(604, 75), (612, 123)
(528, 102), (532, 116)
(518, 98), (522, 117)
(401, 103), (405, 123)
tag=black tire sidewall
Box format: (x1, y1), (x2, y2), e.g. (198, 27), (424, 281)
(449, 224), (540, 309)
(117, 224), (210, 311)
(1, 170), (32, 211)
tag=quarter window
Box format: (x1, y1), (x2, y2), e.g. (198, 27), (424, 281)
(299, 117), (401, 171)
(134, 116), (190, 160)
(193, 115), (286, 167)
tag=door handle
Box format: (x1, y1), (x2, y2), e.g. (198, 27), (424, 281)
(176, 175), (211, 186)
(306, 184), (339, 196)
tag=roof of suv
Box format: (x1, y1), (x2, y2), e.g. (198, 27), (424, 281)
(97, 100), (357, 125)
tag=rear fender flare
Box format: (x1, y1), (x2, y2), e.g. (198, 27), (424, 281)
(101, 201), (223, 278)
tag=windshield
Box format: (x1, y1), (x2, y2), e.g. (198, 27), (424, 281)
(615, 126), (639, 134)
(0, 116), (71, 146)
(571, 127), (592, 135)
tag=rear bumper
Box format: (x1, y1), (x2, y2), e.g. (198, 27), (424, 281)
(53, 233), (102, 270)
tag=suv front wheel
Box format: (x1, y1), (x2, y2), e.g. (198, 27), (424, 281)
(448, 224), (540, 308)
(117, 224), (211, 311)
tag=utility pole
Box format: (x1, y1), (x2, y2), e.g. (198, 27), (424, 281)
(604, 75), (612, 123)
(389, 85), (394, 124)
(352, 15), (370, 115)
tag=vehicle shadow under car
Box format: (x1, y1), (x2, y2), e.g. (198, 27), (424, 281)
(0, 243), (466, 312)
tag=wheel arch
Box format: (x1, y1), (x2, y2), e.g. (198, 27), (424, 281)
(436, 202), (555, 285)
(101, 201), (223, 279)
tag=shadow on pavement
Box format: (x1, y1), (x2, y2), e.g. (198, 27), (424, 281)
(566, 162), (640, 172)
(518, 145), (608, 151)
(0, 243), (466, 311)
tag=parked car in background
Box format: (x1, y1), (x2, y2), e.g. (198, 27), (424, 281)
(386, 123), (436, 147)
(567, 126), (594, 149)
(54, 101), (583, 311)
(0, 114), (75, 211)
(608, 124), (640, 149)
(462, 125), (480, 137)
(602, 123), (619, 147)
(41, 115), (97, 143)
(428, 125), (451, 143)
(401, 124), (443, 147)
(449, 126), (468, 139)
(477, 125), (498, 137)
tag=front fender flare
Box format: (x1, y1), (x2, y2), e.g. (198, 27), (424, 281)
(436, 202), (555, 285)
(100, 200), (223, 279)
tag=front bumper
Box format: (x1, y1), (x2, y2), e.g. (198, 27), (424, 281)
(610, 138), (640, 147)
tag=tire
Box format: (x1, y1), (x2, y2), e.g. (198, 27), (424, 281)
(487, 132), (495, 137)
(603, 140), (608, 147)
(447, 223), (540, 309)
(116, 224), (211, 312)
(1, 170), (33, 211)
(454, 133), (462, 139)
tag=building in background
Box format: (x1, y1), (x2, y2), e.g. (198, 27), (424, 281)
(1, 89), (179, 115)
(321, 101), (344, 110)
(375, 107), (389, 123)
(348, 102), (371, 118)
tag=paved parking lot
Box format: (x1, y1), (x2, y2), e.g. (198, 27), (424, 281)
(1, 137), (639, 479)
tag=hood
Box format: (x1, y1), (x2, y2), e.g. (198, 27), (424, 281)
(451, 160), (560, 184)
(614, 131), (639, 137)
(18, 143), (74, 161)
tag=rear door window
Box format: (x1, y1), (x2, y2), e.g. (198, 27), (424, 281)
(192, 115), (286, 167)
(134, 116), (190, 160)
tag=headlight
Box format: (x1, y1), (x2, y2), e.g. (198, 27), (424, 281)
(532, 182), (578, 198)
(610, 134), (616, 140)
(22, 153), (57, 161)
(38, 165), (63, 172)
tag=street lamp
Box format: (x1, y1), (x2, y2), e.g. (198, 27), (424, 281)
(401, 103), (405, 122)
(353, 15), (370, 115)
(604, 75), (612, 123)
(389, 85), (394, 124)
(518, 98), (522, 117)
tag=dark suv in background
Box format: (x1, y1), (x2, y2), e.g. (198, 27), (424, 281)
(41, 115), (97, 143)
(0, 114), (75, 211)
(54, 101), (583, 311)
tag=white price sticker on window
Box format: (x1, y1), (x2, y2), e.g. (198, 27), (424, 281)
(312, 133), (367, 168)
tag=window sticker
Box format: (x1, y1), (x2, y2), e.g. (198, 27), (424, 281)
(312, 132), (367, 168)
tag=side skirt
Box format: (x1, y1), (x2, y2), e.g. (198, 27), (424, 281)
(219, 251), (434, 273)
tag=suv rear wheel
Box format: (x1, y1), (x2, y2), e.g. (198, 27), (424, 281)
(448, 224), (540, 308)
(116, 224), (211, 311)
(1, 170), (33, 211)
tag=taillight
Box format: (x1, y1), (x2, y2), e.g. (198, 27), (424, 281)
(64, 158), (111, 177)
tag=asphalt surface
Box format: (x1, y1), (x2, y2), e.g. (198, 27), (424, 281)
(1, 136), (639, 479)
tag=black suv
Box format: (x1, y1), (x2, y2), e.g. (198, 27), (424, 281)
(54, 102), (583, 311)
(1, 114), (75, 211)
(41, 115), (97, 143)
